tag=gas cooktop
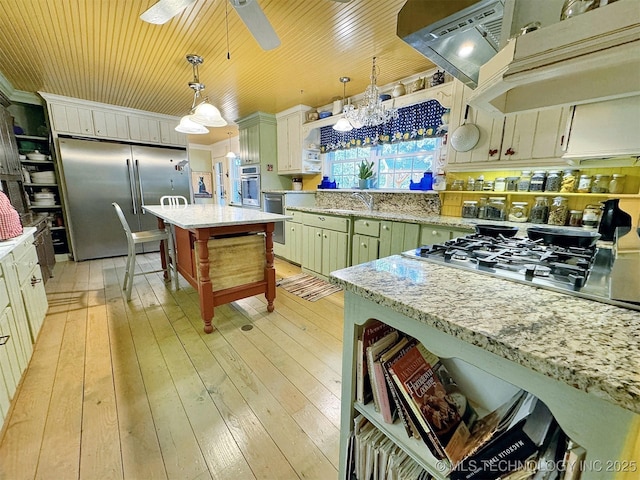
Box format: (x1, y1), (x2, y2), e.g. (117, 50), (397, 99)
(402, 233), (640, 311)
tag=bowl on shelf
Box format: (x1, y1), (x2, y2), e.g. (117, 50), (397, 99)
(379, 94), (391, 101)
(30, 171), (56, 183)
(26, 151), (47, 161)
(318, 111), (332, 119)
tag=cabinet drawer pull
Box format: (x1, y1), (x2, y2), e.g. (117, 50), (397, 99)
(316, 232), (321, 237)
(504, 147), (515, 156)
(364, 221), (369, 226)
(432, 230), (438, 235)
(0, 334), (9, 346)
(362, 243), (367, 248)
(382, 225), (389, 230)
(31, 275), (43, 286)
(323, 234), (328, 239)
(318, 216), (325, 221)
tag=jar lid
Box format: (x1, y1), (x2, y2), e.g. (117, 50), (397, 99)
(463, 200), (477, 204)
(533, 170), (546, 174)
(512, 202), (528, 205)
(495, 177), (505, 181)
(570, 210), (582, 214)
(580, 174), (592, 177)
(521, 170), (531, 174)
(490, 197), (506, 200)
(612, 174), (626, 178)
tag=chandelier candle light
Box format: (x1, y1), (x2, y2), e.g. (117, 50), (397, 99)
(175, 54), (227, 134)
(342, 57), (398, 129)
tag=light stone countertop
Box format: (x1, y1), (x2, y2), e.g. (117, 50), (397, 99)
(286, 206), (527, 231)
(143, 204), (291, 230)
(0, 227), (37, 261)
(329, 254), (640, 414)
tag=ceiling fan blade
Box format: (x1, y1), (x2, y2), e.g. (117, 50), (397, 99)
(140, 0), (196, 24)
(230, 0), (281, 51)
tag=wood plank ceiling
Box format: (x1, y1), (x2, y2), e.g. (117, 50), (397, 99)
(0, 0), (435, 144)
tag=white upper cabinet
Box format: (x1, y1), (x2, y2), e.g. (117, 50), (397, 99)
(50, 103), (94, 136)
(40, 92), (185, 147)
(276, 105), (310, 174)
(92, 110), (129, 139)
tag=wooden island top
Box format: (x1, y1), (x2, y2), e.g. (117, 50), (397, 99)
(143, 204), (291, 333)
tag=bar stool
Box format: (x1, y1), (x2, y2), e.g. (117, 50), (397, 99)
(160, 195), (188, 287)
(112, 202), (172, 301)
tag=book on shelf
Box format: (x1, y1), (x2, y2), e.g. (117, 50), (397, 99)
(357, 320), (397, 405)
(366, 330), (399, 413)
(388, 342), (474, 466)
(451, 392), (556, 480)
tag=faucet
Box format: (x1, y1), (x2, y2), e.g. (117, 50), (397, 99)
(352, 192), (374, 211)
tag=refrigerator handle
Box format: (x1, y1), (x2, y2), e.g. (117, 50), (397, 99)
(135, 159), (146, 214)
(126, 158), (137, 215)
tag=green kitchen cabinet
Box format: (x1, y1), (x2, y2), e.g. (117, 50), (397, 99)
(379, 221), (420, 257)
(301, 213), (350, 278)
(284, 210), (305, 265)
(420, 224), (471, 245)
(352, 234), (379, 265)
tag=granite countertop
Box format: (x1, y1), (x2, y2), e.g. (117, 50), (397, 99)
(142, 204), (291, 229)
(286, 206), (534, 231)
(330, 255), (640, 414)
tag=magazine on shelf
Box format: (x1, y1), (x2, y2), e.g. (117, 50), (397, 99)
(366, 330), (399, 412)
(357, 320), (397, 405)
(388, 343), (474, 466)
(451, 392), (556, 480)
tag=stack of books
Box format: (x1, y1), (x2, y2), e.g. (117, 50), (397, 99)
(354, 320), (576, 480)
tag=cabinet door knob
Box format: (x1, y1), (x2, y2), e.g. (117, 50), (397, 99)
(318, 216), (325, 221)
(362, 243), (367, 248)
(316, 232), (321, 237)
(504, 147), (515, 156)
(31, 275), (43, 286)
(323, 234), (328, 239)
(364, 221), (369, 226)
(489, 148), (498, 156)
(432, 230), (438, 235)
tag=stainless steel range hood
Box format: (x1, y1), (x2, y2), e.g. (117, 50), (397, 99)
(397, 0), (504, 89)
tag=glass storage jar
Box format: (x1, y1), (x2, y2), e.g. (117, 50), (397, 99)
(517, 171), (531, 192)
(591, 174), (611, 193)
(608, 174), (626, 194)
(485, 197), (506, 221)
(494, 177), (506, 192)
(461, 201), (478, 218)
(529, 171), (546, 192)
(545, 171), (562, 192)
(474, 178), (484, 191)
(568, 210), (583, 227)
(505, 177), (520, 192)
(508, 202), (529, 222)
(477, 197), (488, 219)
(450, 179), (465, 191)
(577, 174), (592, 193)
(548, 196), (569, 226)
(529, 197), (549, 224)
(560, 169), (579, 193)
(466, 177), (476, 191)
(582, 204), (602, 229)
(483, 181), (494, 191)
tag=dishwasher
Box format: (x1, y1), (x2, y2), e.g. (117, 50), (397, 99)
(263, 192), (285, 244)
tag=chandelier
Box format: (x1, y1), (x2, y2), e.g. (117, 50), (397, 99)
(175, 54), (227, 135)
(342, 57), (398, 129)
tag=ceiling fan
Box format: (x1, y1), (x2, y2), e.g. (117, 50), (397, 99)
(140, 0), (351, 51)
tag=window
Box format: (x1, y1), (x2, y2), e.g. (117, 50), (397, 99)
(325, 138), (440, 189)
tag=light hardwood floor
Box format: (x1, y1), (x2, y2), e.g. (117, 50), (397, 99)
(0, 253), (344, 480)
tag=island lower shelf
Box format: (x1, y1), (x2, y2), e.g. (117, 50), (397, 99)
(338, 291), (640, 480)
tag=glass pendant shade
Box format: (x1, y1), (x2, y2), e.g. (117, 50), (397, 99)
(190, 102), (227, 127)
(333, 117), (353, 132)
(175, 115), (209, 134)
(225, 151), (236, 158)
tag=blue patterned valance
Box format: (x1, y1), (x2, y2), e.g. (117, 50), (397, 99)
(320, 99), (446, 153)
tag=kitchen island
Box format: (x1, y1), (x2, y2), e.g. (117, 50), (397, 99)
(330, 255), (640, 479)
(143, 204), (290, 333)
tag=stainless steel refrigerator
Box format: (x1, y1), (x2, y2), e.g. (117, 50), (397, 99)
(58, 137), (190, 261)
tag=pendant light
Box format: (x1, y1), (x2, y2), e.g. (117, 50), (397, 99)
(175, 54), (227, 134)
(225, 131), (236, 158)
(333, 76), (354, 132)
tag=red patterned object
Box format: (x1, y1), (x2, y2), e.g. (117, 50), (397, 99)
(0, 191), (23, 240)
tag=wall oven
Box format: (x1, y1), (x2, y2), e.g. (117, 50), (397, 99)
(240, 165), (260, 208)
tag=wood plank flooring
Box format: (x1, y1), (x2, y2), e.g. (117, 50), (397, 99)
(0, 253), (344, 480)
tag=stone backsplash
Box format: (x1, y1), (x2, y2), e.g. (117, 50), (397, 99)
(315, 190), (441, 216)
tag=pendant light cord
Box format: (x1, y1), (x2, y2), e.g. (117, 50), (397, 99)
(225, 1), (231, 60)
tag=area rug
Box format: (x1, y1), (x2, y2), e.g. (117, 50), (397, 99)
(276, 273), (342, 301)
